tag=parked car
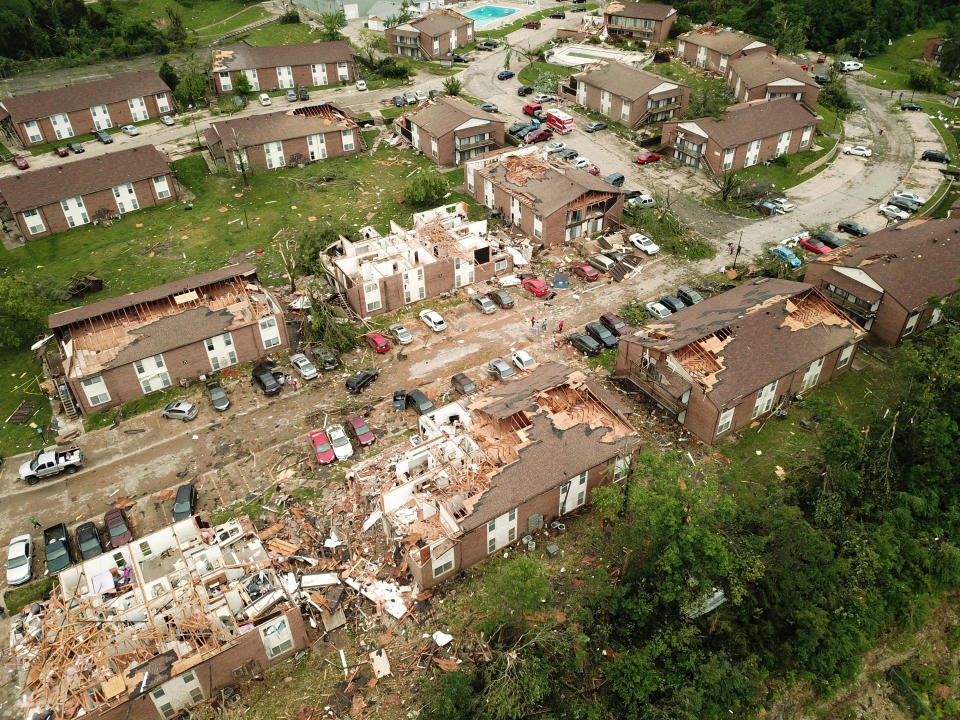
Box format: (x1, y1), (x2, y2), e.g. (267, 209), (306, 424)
(573, 157), (592, 168)
(584, 121), (607, 132)
(471, 294), (497, 313)
(420, 308), (447, 331)
(521, 276), (549, 296)
(533, 93), (554, 103)
(488, 357), (516, 380)
(252, 364), (282, 395)
(451, 372), (477, 395)
(161, 401), (198, 421)
(511, 349), (536, 371)
(800, 237), (831, 253)
(571, 262), (600, 281)
(327, 424), (354, 460)
(43, 523), (74, 574)
(345, 414), (377, 446)
(405, 390), (436, 415)
(635, 152), (660, 164)
(585, 322), (618, 349)
(393, 95), (405, 107)
(346, 368), (379, 394)
(415, 89), (427, 101)
(289, 352), (318, 380)
(627, 194), (657, 209)
(645, 301), (672, 319)
(366, 332), (391, 353)
(298, 86), (309, 100)
(403, 91), (417, 105)
(172, 483), (198, 521)
(843, 145), (872, 157)
(487, 289), (514, 308)
(104, 508), (133, 549)
(556, 148), (579, 161)
(901, 102), (922, 111)
(389, 323), (413, 345)
(549, 11), (566, 18)
(878, 204), (910, 221)
(522, 20), (541, 28)
(287, 89), (299, 101)
(517, 85), (535, 96)
(75, 522), (102, 561)
(604, 172), (625, 187)
(309, 428), (337, 465)
(817, 53), (827, 63)
(120, 124), (139, 136)
(315, 347), (339, 370)
(677, 286), (704, 306)
(627, 232), (659, 255)
(891, 190), (927, 206)
(814, 231), (847, 249)
(921, 150), (950, 163)
(569, 333), (601, 356)
(453, 53), (470, 63)
(6, 535), (33, 586)
(569, 5), (586, 11)
(526, 128), (553, 144)
(838, 60), (863, 71)
(12, 156), (29, 170)
(888, 195), (919, 213)
(497, 70), (515, 80)
(660, 295), (686, 314)
(586, 254), (616, 273)
(160, 115), (175, 126)
(94, 129), (113, 143)
(836, 220), (869, 237)
(479, 102), (499, 113)
(600, 312), (629, 337)
(813, 75), (831, 84)
(258, 93), (272, 106)
(772, 246), (802, 267)
(545, 141), (566, 153)
(769, 197), (795, 213)
(479, 39), (499, 49)
(206, 381), (230, 411)
(67, 141), (84, 153)
(53, 146), (69, 157)
(355, 80), (367, 91)
(586, 165), (601, 176)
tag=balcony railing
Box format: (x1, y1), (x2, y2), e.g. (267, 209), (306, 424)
(615, 364), (688, 417)
(821, 289), (877, 320)
(456, 137), (494, 151)
(668, 141), (705, 159)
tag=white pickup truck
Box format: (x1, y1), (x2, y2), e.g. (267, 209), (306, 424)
(19, 446), (83, 485)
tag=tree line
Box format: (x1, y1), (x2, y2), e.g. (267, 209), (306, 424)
(421, 296), (960, 720)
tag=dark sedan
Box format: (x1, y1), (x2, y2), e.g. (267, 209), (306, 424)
(104, 508), (133, 548)
(487, 289), (514, 308)
(346, 368), (379, 394)
(585, 322), (618, 349)
(837, 220), (869, 237)
(172, 483), (198, 521)
(75, 522), (103, 560)
(569, 333), (600, 356)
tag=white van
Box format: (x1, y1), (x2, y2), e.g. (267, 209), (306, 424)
(838, 60), (863, 72)
(627, 194), (657, 209)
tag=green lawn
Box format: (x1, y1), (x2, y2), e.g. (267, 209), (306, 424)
(239, 21), (318, 46)
(647, 59), (732, 105)
(860, 24), (952, 90)
(738, 134), (839, 191)
(4, 577), (55, 614)
(195, 6), (271, 39)
(518, 61), (573, 87)
(380, 106), (406, 119)
(0, 348), (54, 458)
(114, 0), (255, 31)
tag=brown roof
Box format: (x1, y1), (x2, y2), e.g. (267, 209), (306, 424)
(626, 279), (864, 408)
(48, 264), (258, 329)
(574, 62), (688, 101)
(805, 217), (960, 311)
(402, 96), (497, 136)
(0, 146), (172, 214)
(407, 9), (472, 36)
(208, 103), (357, 150)
(817, 268), (883, 304)
(462, 362), (638, 531)
(678, 27), (771, 55)
(728, 53), (818, 89)
(604, 1), (675, 20)
(1, 72), (171, 124)
(210, 42), (353, 73)
(675, 97), (817, 148)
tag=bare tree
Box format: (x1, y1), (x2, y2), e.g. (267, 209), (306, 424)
(710, 169), (744, 202)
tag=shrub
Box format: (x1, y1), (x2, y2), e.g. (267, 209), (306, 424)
(280, 9), (301, 23)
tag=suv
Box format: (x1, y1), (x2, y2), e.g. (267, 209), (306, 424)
(346, 368), (379, 394)
(161, 400), (198, 421)
(43, 523), (74, 575)
(660, 295), (687, 314)
(585, 322), (618, 349)
(75, 522), (102, 560)
(172, 483), (198, 521)
(252, 364), (282, 395)
(600, 312), (629, 337)
(104, 508), (133, 548)
(471, 295), (496, 314)
(406, 389), (437, 415)
(676, 287), (704, 306)
(298, 86), (309, 100)
(922, 150), (950, 163)
(569, 333), (600, 356)
(94, 129), (113, 144)
(517, 85), (534, 97)
(451, 373), (477, 395)
(487, 289), (514, 308)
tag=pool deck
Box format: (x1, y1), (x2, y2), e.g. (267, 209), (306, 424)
(461, 1), (526, 29)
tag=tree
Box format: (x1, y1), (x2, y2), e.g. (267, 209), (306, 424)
(768, 3), (809, 56)
(384, 0), (414, 28)
(304, 285), (363, 352)
(296, 223), (350, 277)
(709, 169), (744, 202)
(158, 59), (179, 92)
(442, 77), (462, 96)
(355, 28), (386, 67)
(165, 7), (187, 45)
(0, 277), (50, 350)
(938, 23), (960, 79)
(173, 53), (211, 109)
(404, 170), (447, 208)
(419, 672), (476, 720)
(317, 11), (346, 41)
(685, 82), (732, 118)
(475, 557), (552, 638)
(818, 80), (857, 130)
(908, 63), (944, 91)
(233, 72), (252, 99)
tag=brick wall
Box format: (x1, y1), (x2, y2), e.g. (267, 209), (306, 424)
(15, 94), (171, 146)
(694, 122), (816, 174)
(222, 129), (359, 173)
(214, 62), (354, 93)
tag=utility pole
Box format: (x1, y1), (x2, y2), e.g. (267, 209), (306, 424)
(731, 231), (743, 271)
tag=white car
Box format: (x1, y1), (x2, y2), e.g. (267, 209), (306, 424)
(120, 125), (139, 136)
(628, 232), (659, 255)
(573, 157), (592, 168)
(646, 301), (672, 319)
(388, 323), (413, 345)
(415, 89), (428, 101)
(545, 141), (566, 153)
(843, 145), (872, 157)
(419, 308), (446, 332)
(327, 425), (354, 460)
(290, 353), (318, 380)
(891, 190), (927, 206)
(6, 534), (33, 586)
(511, 349), (536, 371)
(356, 80), (368, 91)
(258, 93), (271, 106)
(533, 93), (554, 103)
(770, 197), (795, 213)
(160, 115), (175, 126)
(878, 204), (909, 221)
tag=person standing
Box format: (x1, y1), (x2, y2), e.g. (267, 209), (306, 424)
(530, 316), (536, 328)
(31, 518), (41, 529)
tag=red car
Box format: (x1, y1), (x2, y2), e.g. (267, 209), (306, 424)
(817, 54), (827, 63)
(366, 333), (390, 353)
(634, 152), (661, 164)
(571, 262), (599, 281)
(12, 156), (29, 170)
(799, 63), (809, 70)
(54, 146), (69, 157)
(525, 128), (552, 144)
(522, 20), (541, 29)
(104, 508), (133, 548)
(521, 276), (549, 296)
(345, 414), (376, 447)
(586, 165), (601, 176)
(309, 429), (337, 465)
(800, 237), (830, 254)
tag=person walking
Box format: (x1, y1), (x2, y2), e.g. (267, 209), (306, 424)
(557, 320), (564, 333)
(530, 316), (536, 328)
(30, 518), (41, 529)
(540, 319), (547, 333)
(292, 379), (299, 392)
(879, 127), (885, 136)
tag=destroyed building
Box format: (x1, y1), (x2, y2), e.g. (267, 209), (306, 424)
(326, 201), (514, 317)
(351, 362), (639, 588)
(10, 518), (311, 720)
(613, 279), (865, 444)
(47, 263), (288, 417)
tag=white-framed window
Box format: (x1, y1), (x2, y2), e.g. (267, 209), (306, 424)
(259, 617), (294, 658)
(154, 176), (172, 199)
(133, 354), (171, 394)
(113, 182), (140, 214)
(341, 129), (355, 152)
(311, 63), (328, 86)
(364, 281), (381, 312)
(308, 133), (327, 160)
(716, 407), (734, 435)
(800, 125), (813, 148)
(23, 209), (45, 235)
(494, 258), (507, 272)
(433, 36), (440, 54)
(837, 344), (854, 369)
(620, 99), (631, 123)
(613, 455), (631, 483)
(155, 92), (171, 113)
(81, 375), (110, 406)
(751, 379), (778, 419)
(24, 120), (43, 143)
(127, 96), (148, 122)
(60, 195), (90, 228)
(263, 141), (285, 169)
(218, 71), (232, 92)
(722, 147), (735, 171)
(902, 312), (919, 337)
(431, 136), (438, 158)
(50, 112), (74, 139)
(276, 65), (294, 88)
(559, 471), (587, 514)
(533, 214), (542, 239)
(486, 509), (517, 554)
(90, 104), (112, 130)
(800, 356), (824, 392)
(432, 546), (454, 578)
(242, 68), (260, 91)
(337, 61), (349, 81)
(259, 316), (281, 348)
(204, 332), (237, 371)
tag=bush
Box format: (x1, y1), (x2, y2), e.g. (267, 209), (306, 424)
(442, 77), (463, 96)
(403, 170), (447, 208)
(279, 9), (301, 23)
(908, 63), (944, 92)
(374, 57), (412, 79)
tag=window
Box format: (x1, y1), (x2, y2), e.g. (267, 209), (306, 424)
(23, 209), (45, 235)
(134, 360), (144, 374)
(722, 148), (735, 171)
(902, 312), (919, 337)
(218, 71), (232, 91)
(837, 344), (854, 369)
(533, 214), (542, 239)
(487, 519), (496, 532)
(363, 281), (381, 312)
(154, 176), (171, 199)
(800, 357), (824, 392)
(488, 537), (497, 553)
(139, 541), (152, 557)
(341, 130), (355, 152)
(716, 407), (734, 435)
(431, 137), (438, 158)
(620, 99), (631, 123)
(259, 316), (281, 348)
(190, 688), (204, 703)
(24, 120), (43, 143)
(508, 508), (516, 522)
(752, 380), (778, 419)
(260, 617), (294, 658)
(337, 61), (349, 81)
(432, 547), (454, 577)
(613, 455), (631, 483)
(800, 125), (813, 148)
(152, 689), (166, 700)
(494, 259), (507, 272)
(81, 375), (110, 406)
(205, 338), (215, 351)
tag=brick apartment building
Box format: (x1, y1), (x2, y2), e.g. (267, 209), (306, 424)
(566, 61), (690, 126)
(0, 72), (173, 147)
(386, 10), (474, 60)
(205, 103), (362, 173)
(210, 42), (355, 93)
(661, 97), (819, 174)
(603, 1), (676, 44)
(726, 53), (820, 108)
(675, 26), (773, 75)
(0, 146), (177, 239)
(393, 96), (505, 165)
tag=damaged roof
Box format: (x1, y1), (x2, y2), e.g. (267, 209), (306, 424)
(806, 216), (960, 311)
(574, 62), (687, 101)
(678, 27), (772, 55)
(406, 9), (473, 36)
(604, 1), (676, 20)
(401, 96), (498, 136)
(208, 103), (357, 150)
(625, 279), (865, 408)
(210, 41), (353, 73)
(728, 53), (819, 89)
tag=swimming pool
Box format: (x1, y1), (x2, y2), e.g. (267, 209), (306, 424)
(463, 5), (519, 27)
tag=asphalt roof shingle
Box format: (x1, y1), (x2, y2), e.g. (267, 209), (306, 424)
(678, 27), (771, 55)
(407, 9), (472, 36)
(403, 96), (497, 136)
(604, 1), (675, 20)
(675, 97), (817, 148)
(574, 62), (687, 101)
(210, 42), (353, 73)
(729, 53), (818, 89)
(208, 104), (357, 150)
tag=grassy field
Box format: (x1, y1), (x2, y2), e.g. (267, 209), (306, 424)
(380, 106), (406, 119)
(195, 6), (271, 40)
(517, 61), (574, 87)
(0, 349), (54, 458)
(240, 21), (319, 46)
(738, 134), (839, 191)
(859, 24), (953, 90)
(114, 0), (255, 31)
